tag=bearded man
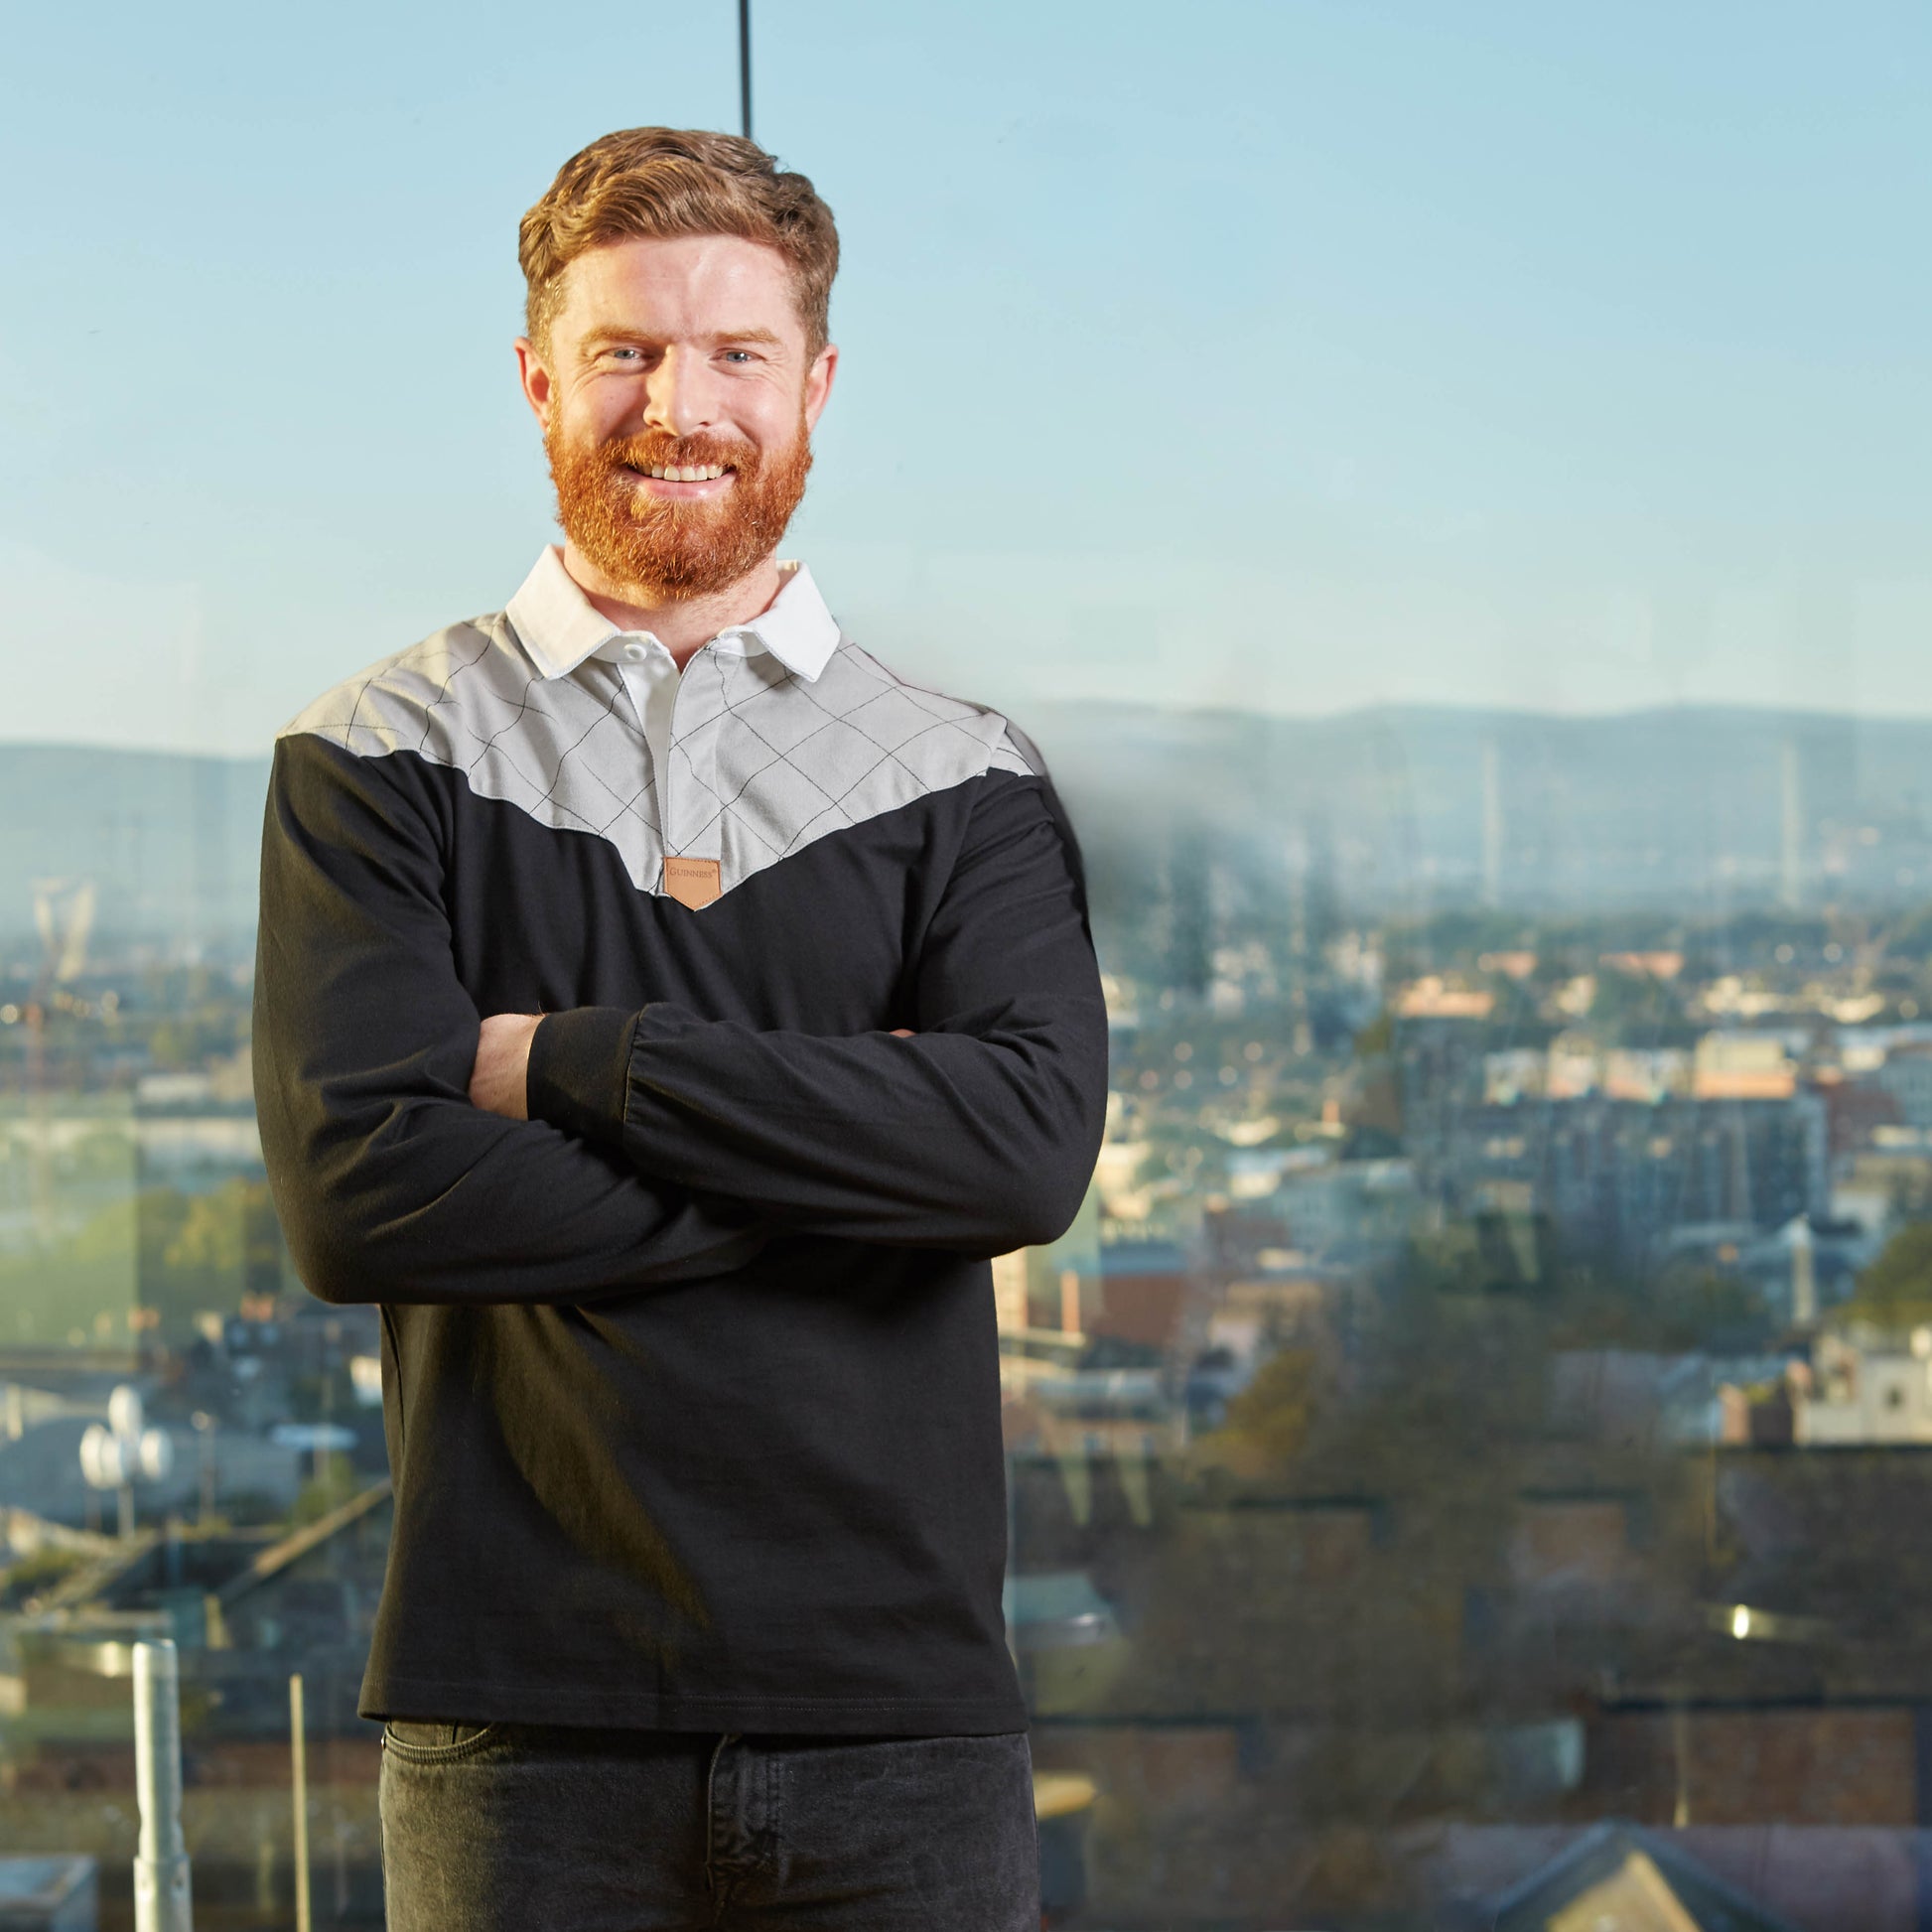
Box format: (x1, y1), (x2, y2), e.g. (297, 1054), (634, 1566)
(252, 127), (1107, 1929)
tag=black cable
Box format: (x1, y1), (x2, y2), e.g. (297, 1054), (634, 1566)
(739, 0), (754, 141)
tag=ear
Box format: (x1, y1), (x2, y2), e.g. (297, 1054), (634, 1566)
(514, 337), (555, 430)
(802, 343), (839, 432)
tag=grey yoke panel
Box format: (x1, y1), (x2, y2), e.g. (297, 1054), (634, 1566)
(281, 616), (663, 887)
(281, 614), (1033, 899)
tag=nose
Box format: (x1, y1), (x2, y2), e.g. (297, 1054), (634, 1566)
(640, 345), (719, 440)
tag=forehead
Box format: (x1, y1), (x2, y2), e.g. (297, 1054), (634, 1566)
(552, 233), (805, 345)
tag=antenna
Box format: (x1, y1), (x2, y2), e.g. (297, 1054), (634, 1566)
(739, 0), (754, 141)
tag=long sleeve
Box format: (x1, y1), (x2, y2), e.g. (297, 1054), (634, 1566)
(253, 733), (772, 1307)
(524, 768), (1110, 1256)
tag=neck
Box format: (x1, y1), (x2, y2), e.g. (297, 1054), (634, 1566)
(562, 542), (786, 669)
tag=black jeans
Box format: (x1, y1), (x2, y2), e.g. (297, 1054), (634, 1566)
(378, 1720), (1042, 1931)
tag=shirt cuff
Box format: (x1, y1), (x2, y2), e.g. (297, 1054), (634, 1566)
(525, 1006), (638, 1147)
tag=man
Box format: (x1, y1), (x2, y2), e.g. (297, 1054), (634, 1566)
(252, 126), (1108, 1929)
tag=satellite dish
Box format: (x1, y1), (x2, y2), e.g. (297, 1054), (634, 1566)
(106, 1386), (144, 1441)
(137, 1429), (174, 1482)
(79, 1424), (128, 1490)
(79, 1390), (174, 1532)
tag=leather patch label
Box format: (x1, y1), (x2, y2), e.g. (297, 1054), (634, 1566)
(663, 857), (722, 909)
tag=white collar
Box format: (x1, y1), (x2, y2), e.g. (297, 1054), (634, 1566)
(504, 545), (841, 684)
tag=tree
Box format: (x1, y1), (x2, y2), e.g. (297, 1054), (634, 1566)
(1203, 1348), (1320, 1469)
(291, 1450), (364, 1527)
(1844, 1221), (1932, 1332)
(138, 1176), (288, 1342)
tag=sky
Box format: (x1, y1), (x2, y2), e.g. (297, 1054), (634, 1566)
(2, 0), (1929, 754)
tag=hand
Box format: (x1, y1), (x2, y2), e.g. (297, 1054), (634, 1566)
(471, 1014), (543, 1119)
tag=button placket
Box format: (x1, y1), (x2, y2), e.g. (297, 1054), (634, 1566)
(672, 653), (728, 873)
(610, 640), (680, 864)
(648, 654), (679, 857)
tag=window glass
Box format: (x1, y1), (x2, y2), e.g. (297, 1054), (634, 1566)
(3, 5), (1928, 1926)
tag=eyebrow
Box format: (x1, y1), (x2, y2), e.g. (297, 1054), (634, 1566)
(582, 326), (786, 351)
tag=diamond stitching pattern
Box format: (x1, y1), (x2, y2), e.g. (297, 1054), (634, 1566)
(285, 615), (1018, 899)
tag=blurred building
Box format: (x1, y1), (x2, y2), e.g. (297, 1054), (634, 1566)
(1092, 1239), (1191, 1352)
(1272, 1155), (1417, 1260)
(1876, 1043), (1932, 1131)
(1424, 1092), (1828, 1267)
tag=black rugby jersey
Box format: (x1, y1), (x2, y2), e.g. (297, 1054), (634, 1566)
(252, 549), (1109, 1733)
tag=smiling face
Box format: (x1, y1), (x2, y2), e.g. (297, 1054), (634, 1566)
(515, 232), (837, 602)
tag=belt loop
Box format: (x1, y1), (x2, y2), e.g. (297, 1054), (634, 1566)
(705, 1732), (741, 1895)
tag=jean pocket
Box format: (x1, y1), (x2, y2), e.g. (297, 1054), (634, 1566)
(381, 1719), (499, 1760)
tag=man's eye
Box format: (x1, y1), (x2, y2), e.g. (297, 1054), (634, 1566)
(723, 349), (757, 364)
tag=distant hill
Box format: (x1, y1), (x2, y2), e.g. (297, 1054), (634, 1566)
(0, 745), (270, 953)
(3, 703), (1930, 948)
(1025, 700), (1932, 916)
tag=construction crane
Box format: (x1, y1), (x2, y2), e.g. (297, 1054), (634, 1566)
(24, 877), (94, 1246)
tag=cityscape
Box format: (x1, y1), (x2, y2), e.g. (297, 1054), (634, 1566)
(7, 708), (1932, 1926)
(6, 0), (1923, 1919)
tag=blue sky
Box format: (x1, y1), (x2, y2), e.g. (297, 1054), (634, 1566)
(2, 0), (1928, 753)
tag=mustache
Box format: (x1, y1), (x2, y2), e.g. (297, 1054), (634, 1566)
(596, 431), (759, 475)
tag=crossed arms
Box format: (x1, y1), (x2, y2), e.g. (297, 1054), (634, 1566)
(252, 733), (1110, 1307)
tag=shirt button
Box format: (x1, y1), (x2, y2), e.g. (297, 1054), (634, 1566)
(621, 641), (647, 663)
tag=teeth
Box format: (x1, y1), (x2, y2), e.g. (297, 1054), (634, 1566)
(643, 465), (728, 482)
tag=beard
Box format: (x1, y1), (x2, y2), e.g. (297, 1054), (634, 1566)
(544, 409), (814, 602)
